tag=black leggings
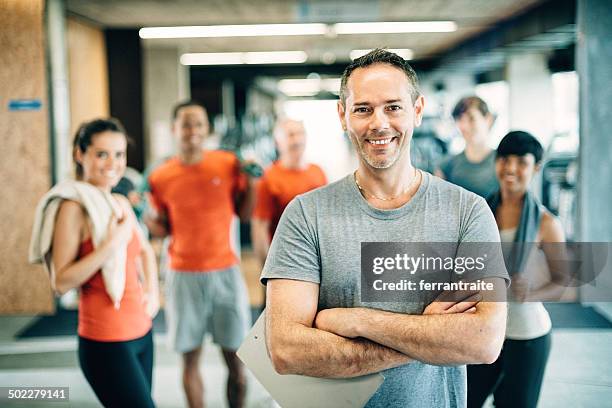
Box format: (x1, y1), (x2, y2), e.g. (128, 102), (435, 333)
(467, 333), (551, 408)
(79, 330), (155, 408)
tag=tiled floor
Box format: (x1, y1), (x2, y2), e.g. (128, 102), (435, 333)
(0, 329), (273, 407)
(1, 316), (611, 407)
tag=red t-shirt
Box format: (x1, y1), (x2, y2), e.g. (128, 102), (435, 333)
(148, 150), (247, 271)
(78, 229), (152, 342)
(253, 162), (327, 239)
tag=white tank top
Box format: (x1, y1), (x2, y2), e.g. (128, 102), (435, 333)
(500, 227), (552, 340)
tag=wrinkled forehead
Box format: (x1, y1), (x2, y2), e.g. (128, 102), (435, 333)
(345, 64), (413, 104)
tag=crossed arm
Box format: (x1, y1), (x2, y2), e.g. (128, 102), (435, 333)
(266, 277), (507, 378)
(266, 279), (410, 378)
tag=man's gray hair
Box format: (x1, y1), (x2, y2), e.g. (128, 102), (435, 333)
(339, 48), (420, 104)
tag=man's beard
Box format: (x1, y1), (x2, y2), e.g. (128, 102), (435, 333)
(353, 132), (403, 169)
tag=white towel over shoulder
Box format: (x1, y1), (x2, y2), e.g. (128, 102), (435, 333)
(28, 180), (127, 308)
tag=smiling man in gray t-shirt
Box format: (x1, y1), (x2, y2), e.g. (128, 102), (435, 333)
(262, 49), (508, 408)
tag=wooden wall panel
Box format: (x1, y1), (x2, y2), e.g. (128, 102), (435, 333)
(0, 0), (54, 314)
(67, 17), (109, 136)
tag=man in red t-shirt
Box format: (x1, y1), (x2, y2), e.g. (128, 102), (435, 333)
(251, 118), (327, 268)
(145, 101), (256, 408)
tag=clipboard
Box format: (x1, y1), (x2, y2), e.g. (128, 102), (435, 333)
(237, 311), (384, 408)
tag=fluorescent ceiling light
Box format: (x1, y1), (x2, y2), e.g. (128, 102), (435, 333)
(181, 51), (308, 66)
(245, 51), (308, 64)
(278, 79), (320, 96)
(140, 24), (327, 39)
(278, 78), (341, 97)
(181, 53), (242, 65)
(280, 90), (319, 97)
(350, 48), (414, 60)
(140, 21), (456, 40)
(334, 21), (457, 34)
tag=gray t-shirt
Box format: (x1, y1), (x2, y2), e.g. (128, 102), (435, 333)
(261, 171), (508, 408)
(438, 151), (498, 198)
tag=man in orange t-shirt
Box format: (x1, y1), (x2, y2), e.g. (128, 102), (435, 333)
(145, 101), (256, 408)
(251, 118), (327, 268)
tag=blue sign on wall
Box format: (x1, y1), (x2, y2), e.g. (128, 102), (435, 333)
(8, 99), (43, 111)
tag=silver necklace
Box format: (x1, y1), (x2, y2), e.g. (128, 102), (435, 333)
(354, 168), (421, 201)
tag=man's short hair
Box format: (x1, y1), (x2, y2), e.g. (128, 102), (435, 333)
(496, 130), (544, 164)
(172, 100), (207, 121)
(452, 96), (491, 120)
(339, 48), (420, 105)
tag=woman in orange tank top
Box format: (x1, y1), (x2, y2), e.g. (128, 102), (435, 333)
(51, 119), (159, 407)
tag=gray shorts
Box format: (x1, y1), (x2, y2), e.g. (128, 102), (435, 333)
(165, 266), (251, 353)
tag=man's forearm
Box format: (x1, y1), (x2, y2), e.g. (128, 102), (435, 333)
(251, 220), (271, 266)
(143, 213), (169, 238)
(237, 180), (257, 221)
(268, 319), (410, 378)
(354, 303), (506, 365)
(315, 279), (508, 365)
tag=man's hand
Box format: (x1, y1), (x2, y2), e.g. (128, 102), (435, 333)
(314, 307), (367, 338)
(240, 159), (264, 178)
(423, 290), (481, 315)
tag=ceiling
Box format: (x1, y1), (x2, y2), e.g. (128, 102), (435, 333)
(66, 0), (547, 63)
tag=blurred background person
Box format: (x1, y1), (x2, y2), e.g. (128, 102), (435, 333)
(410, 116), (450, 174)
(251, 118), (327, 271)
(112, 171), (147, 221)
(145, 101), (254, 408)
(436, 96), (498, 198)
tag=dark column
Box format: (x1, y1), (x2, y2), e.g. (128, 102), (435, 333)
(105, 29), (144, 171)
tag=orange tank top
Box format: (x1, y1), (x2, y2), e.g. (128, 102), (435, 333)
(77, 229), (152, 342)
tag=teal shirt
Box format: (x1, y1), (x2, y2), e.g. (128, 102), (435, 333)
(438, 151), (498, 198)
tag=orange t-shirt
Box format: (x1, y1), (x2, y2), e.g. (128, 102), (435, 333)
(148, 150), (247, 271)
(78, 229), (152, 342)
(253, 162), (327, 239)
